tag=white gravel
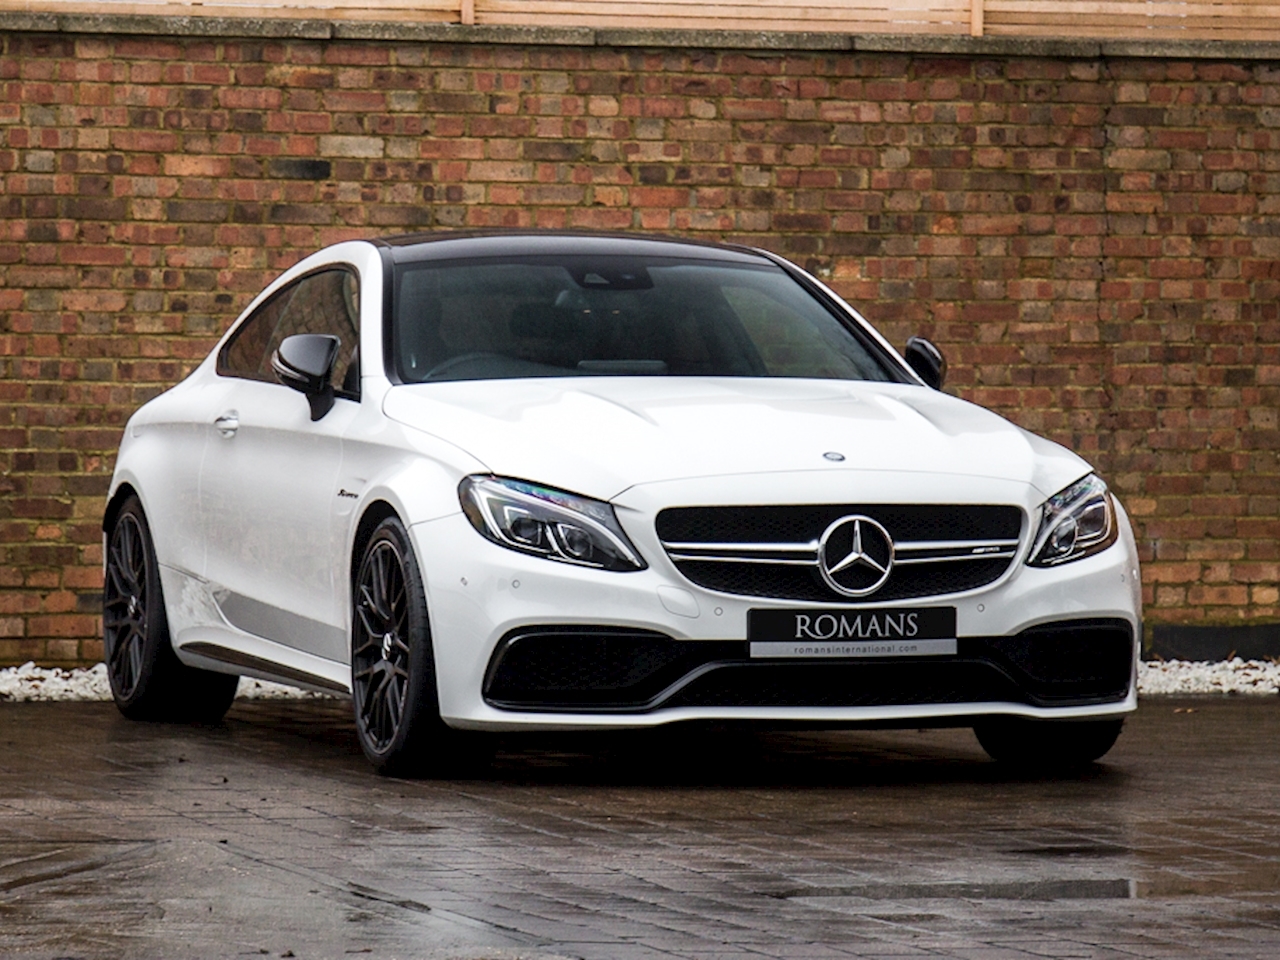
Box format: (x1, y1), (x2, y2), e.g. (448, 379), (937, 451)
(2, 658), (1278, 702)
(0, 662), (337, 702)
(1135, 657), (1280, 696)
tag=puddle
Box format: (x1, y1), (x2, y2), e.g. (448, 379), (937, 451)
(1005, 843), (1130, 858)
(783, 878), (1134, 900)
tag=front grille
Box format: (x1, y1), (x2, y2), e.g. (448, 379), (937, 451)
(657, 504), (1024, 603)
(481, 619), (1134, 713)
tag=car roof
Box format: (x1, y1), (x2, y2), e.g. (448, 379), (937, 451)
(371, 230), (775, 266)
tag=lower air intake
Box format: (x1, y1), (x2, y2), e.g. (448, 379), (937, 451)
(482, 620), (1134, 713)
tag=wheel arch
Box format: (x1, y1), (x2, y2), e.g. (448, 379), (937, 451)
(350, 499), (402, 588)
(103, 482), (140, 534)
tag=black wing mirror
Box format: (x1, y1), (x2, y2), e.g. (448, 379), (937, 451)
(272, 334), (339, 420)
(904, 336), (947, 390)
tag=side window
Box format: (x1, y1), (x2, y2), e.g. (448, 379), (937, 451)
(218, 268), (360, 397)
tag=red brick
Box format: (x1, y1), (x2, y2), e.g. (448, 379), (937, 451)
(0, 35), (1273, 665)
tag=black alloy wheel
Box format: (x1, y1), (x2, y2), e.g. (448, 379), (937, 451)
(103, 509), (149, 701)
(353, 531), (412, 755)
(351, 515), (478, 776)
(973, 717), (1124, 770)
(103, 495), (239, 721)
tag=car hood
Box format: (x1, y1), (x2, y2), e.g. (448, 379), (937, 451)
(382, 378), (1091, 502)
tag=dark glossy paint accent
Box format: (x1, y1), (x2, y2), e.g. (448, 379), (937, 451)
(379, 243), (400, 385)
(274, 333), (340, 390)
(180, 641), (349, 693)
(372, 230), (770, 264)
(904, 336), (947, 390)
(273, 333), (339, 420)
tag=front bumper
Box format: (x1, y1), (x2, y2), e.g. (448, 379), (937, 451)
(412, 497), (1143, 731)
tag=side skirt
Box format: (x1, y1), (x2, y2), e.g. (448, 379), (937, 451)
(177, 636), (350, 696)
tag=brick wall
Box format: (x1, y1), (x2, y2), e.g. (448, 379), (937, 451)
(1, 27), (1277, 665)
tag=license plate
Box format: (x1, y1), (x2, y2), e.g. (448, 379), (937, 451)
(748, 607), (957, 659)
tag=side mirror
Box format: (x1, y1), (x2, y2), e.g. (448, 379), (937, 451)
(904, 336), (947, 390)
(272, 334), (339, 420)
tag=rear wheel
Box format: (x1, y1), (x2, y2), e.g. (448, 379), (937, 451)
(103, 496), (239, 722)
(351, 516), (482, 776)
(973, 717), (1124, 770)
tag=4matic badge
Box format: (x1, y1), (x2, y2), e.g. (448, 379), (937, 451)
(818, 514), (895, 597)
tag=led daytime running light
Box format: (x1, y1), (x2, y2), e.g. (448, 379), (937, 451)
(1028, 473), (1118, 567)
(460, 476), (645, 572)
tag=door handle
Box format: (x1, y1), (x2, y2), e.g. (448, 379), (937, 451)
(214, 412), (239, 438)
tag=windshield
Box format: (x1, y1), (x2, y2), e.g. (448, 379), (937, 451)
(393, 255), (904, 384)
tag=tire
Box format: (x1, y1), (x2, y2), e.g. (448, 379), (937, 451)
(973, 717), (1124, 770)
(103, 496), (239, 722)
(351, 515), (482, 776)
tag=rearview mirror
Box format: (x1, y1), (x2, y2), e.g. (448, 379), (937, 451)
(272, 334), (339, 420)
(904, 337), (947, 390)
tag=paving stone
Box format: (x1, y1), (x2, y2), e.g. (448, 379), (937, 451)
(0, 698), (1278, 959)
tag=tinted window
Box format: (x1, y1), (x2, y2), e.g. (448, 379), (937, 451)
(393, 256), (901, 384)
(219, 268), (360, 395)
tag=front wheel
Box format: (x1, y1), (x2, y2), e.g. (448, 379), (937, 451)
(973, 717), (1124, 770)
(103, 496), (239, 722)
(351, 516), (482, 776)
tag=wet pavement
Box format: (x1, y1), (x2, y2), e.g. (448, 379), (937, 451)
(1, 698), (1278, 960)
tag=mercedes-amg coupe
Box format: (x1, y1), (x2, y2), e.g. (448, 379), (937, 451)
(104, 233), (1142, 773)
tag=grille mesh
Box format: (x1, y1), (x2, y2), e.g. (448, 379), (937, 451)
(656, 504), (1022, 544)
(657, 504), (1024, 603)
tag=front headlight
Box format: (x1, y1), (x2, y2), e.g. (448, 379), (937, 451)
(1027, 473), (1118, 567)
(459, 476), (646, 572)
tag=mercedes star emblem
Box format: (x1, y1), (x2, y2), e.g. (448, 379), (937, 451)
(818, 514), (895, 597)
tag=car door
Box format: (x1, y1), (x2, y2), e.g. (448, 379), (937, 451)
(199, 266), (362, 663)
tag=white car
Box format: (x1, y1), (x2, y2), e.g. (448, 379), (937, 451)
(104, 233), (1142, 774)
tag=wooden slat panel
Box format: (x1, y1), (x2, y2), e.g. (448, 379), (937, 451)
(995, 17), (1280, 29)
(478, 0), (967, 17)
(480, 5), (969, 20)
(986, 0), (1280, 39)
(481, 0), (967, 9)
(994, 10), (1280, 23)
(993, 23), (1280, 38)
(990, 11), (1280, 31)
(480, 16), (967, 31)
(478, 0), (971, 30)
(7, 0), (1280, 42)
(990, 0), (1280, 13)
